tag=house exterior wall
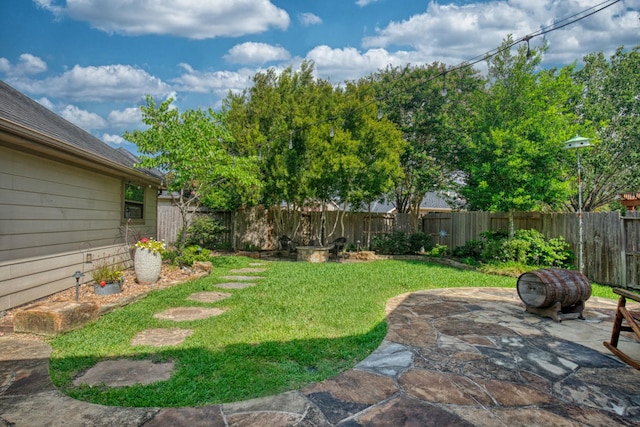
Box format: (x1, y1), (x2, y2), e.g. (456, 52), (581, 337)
(0, 146), (157, 311)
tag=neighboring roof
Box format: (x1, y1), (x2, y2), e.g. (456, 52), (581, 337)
(355, 192), (452, 213)
(0, 80), (161, 183)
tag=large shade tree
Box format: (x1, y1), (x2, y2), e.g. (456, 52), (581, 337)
(224, 62), (404, 244)
(373, 63), (483, 228)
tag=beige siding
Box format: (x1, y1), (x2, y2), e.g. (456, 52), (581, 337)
(0, 146), (157, 311)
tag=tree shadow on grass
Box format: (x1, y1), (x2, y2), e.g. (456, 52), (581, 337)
(49, 320), (387, 407)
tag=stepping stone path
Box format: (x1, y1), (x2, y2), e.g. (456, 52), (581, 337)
(76, 264), (268, 388)
(229, 268), (267, 273)
(154, 307), (226, 321)
(222, 275), (265, 281)
(73, 359), (174, 387)
(131, 328), (194, 347)
(216, 273), (265, 289)
(187, 291), (231, 303)
(216, 282), (257, 289)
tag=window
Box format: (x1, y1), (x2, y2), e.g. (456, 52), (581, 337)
(124, 183), (145, 220)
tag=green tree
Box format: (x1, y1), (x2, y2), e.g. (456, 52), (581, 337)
(372, 63), (482, 229)
(337, 79), (406, 247)
(224, 62), (336, 240)
(572, 46), (640, 212)
(224, 62), (404, 245)
(460, 36), (586, 235)
(123, 96), (261, 249)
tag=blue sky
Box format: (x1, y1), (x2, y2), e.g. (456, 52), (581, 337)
(1, 0), (638, 154)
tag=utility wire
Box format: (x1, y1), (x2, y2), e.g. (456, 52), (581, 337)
(281, 0), (622, 142)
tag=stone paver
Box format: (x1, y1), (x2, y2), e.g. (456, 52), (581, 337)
(216, 282), (257, 289)
(153, 307), (226, 321)
(3, 287), (640, 426)
(131, 327), (194, 347)
(229, 268), (267, 273)
(221, 275), (264, 281)
(187, 291), (231, 303)
(73, 359), (174, 387)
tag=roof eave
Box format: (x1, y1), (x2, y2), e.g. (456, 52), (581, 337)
(0, 118), (160, 185)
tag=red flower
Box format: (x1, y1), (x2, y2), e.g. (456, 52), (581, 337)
(100, 281), (106, 287)
(140, 237), (149, 243)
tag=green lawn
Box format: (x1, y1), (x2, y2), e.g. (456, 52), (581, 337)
(48, 256), (615, 407)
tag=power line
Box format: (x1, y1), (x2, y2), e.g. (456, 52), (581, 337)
(281, 0), (622, 142)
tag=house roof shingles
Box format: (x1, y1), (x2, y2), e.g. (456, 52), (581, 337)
(0, 80), (160, 182)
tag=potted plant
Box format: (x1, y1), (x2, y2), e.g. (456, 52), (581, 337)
(134, 237), (165, 285)
(91, 259), (124, 295)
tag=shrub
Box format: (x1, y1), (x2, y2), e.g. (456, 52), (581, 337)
(427, 244), (449, 257)
(171, 245), (213, 267)
(452, 239), (483, 259)
(452, 229), (574, 269)
(408, 232), (434, 253)
(184, 216), (227, 250)
(371, 232), (433, 255)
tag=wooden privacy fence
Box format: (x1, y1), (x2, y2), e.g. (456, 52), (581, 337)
(158, 205), (639, 288)
(423, 211), (640, 288)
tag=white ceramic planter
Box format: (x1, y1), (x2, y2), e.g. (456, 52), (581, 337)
(134, 247), (162, 285)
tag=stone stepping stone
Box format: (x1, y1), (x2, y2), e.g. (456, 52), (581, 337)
(187, 291), (231, 303)
(154, 307), (226, 321)
(73, 358), (175, 387)
(222, 275), (264, 281)
(216, 282), (257, 289)
(131, 328), (194, 347)
(229, 268), (267, 273)
(249, 262), (266, 266)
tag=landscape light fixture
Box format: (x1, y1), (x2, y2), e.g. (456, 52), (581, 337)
(563, 134), (593, 274)
(72, 271), (84, 302)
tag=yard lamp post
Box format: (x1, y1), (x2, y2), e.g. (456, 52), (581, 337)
(72, 271), (84, 302)
(563, 135), (593, 274)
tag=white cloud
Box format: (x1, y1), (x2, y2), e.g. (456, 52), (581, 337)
(107, 107), (142, 128)
(102, 133), (127, 145)
(14, 64), (171, 102)
(60, 104), (108, 130)
(361, 1), (640, 68)
(299, 12), (322, 26)
(307, 45), (417, 82)
(356, 0), (381, 6)
(0, 54), (48, 76)
(40, 0), (290, 39)
(172, 63), (258, 98)
(225, 42), (291, 65)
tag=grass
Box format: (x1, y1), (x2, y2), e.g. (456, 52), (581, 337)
(48, 256), (616, 407)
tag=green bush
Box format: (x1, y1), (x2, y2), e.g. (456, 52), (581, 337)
(427, 244), (449, 257)
(167, 245), (213, 267)
(408, 232), (434, 253)
(452, 229), (574, 269)
(371, 232), (433, 255)
(183, 215), (227, 250)
(451, 239), (483, 259)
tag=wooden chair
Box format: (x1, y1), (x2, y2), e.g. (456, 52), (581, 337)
(603, 288), (640, 369)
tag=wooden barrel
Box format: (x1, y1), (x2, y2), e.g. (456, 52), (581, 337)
(517, 268), (591, 309)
